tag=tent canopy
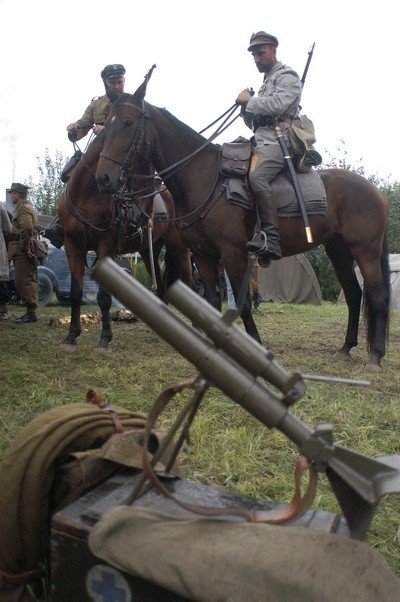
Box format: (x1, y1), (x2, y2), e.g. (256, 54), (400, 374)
(338, 254), (400, 308)
(257, 254), (322, 305)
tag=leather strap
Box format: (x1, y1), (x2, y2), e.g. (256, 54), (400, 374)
(141, 381), (318, 523)
(86, 388), (124, 433)
(0, 564), (44, 586)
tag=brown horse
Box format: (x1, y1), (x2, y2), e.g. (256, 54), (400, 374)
(95, 81), (390, 368)
(58, 130), (194, 350)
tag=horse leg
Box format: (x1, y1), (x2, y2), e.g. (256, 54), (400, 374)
(97, 285), (113, 350)
(224, 262), (262, 344)
(60, 248), (84, 350)
(193, 256), (222, 311)
(235, 284), (262, 343)
(324, 238), (362, 359)
(354, 246), (390, 369)
(250, 265), (262, 310)
(164, 246), (196, 291)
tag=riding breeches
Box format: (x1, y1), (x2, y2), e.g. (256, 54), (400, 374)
(13, 254), (39, 307)
(249, 144), (285, 193)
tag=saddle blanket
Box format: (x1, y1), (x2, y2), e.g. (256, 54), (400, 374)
(226, 169), (327, 217)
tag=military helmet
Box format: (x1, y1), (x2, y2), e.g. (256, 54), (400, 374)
(101, 64), (126, 80)
(248, 31), (279, 51)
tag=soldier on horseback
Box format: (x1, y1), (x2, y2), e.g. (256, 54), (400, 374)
(236, 31), (302, 262)
(66, 64), (126, 143)
(45, 64), (126, 248)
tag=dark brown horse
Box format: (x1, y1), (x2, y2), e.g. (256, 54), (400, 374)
(95, 82), (390, 368)
(58, 130), (194, 350)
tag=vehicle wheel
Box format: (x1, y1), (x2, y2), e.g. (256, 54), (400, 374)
(38, 272), (53, 306)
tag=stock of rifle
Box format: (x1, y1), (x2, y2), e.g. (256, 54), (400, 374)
(93, 258), (400, 539)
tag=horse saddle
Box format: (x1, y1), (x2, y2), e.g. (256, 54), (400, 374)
(222, 147), (327, 217)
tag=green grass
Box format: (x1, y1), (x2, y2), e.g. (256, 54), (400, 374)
(1, 297), (400, 580)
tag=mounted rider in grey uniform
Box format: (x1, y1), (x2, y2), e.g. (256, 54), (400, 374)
(236, 31), (302, 263)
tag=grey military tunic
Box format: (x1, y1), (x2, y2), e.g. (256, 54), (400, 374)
(244, 61), (302, 147)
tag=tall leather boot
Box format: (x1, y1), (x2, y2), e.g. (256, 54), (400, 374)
(43, 218), (64, 249)
(246, 191), (282, 261)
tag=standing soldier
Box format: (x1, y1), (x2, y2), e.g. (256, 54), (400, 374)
(8, 183), (39, 323)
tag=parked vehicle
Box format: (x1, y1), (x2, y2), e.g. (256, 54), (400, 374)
(9, 246), (132, 306)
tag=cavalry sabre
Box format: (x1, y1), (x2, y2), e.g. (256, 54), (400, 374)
(276, 42), (316, 244)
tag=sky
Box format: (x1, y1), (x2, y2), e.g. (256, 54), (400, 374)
(1, 0), (399, 199)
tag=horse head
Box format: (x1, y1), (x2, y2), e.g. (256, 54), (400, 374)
(97, 72), (155, 195)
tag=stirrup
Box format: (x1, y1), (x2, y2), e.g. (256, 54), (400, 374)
(246, 231), (268, 255)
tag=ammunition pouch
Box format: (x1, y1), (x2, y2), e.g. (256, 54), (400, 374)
(220, 142), (253, 177)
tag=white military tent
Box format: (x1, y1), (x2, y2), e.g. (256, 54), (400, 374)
(257, 254), (322, 305)
(338, 254), (400, 308)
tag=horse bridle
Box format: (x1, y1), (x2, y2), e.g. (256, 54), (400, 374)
(97, 98), (244, 232)
(99, 100), (156, 197)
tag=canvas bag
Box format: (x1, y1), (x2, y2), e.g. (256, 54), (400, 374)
(31, 238), (48, 260)
(89, 506), (400, 602)
(288, 115), (322, 173)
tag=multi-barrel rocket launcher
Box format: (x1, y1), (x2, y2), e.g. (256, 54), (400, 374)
(93, 257), (400, 540)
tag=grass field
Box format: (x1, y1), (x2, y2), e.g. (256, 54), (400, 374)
(1, 295), (399, 581)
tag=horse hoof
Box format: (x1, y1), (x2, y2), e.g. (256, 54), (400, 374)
(365, 361), (382, 372)
(333, 350), (351, 361)
(59, 342), (78, 352)
(96, 345), (111, 353)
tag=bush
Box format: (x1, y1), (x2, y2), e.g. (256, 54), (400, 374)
(305, 246), (341, 301)
(132, 259), (153, 289)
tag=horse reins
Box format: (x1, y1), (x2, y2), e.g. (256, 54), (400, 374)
(101, 99), (242, 230)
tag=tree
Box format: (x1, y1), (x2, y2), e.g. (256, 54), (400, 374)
(26, 148), (68, 216)
(305, 141), (400, 299)
(379, 181), (400, 253)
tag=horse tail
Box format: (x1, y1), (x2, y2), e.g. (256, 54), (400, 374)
(363, 230), (391, 355)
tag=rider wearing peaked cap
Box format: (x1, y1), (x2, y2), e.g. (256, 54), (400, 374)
(100, 64), (126, 79)
(247, 31), (279, 50)
(236, 30), (302, 264)
(45, 64), (127, 249)
(66, 63), (126, 144)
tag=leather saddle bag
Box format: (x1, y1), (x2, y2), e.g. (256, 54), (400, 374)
(220, 142), (252, 177)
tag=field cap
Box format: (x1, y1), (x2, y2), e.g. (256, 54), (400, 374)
(9, 183), (30, 194)
(101, 64), (126, 79)
(248, 31), (279, 51)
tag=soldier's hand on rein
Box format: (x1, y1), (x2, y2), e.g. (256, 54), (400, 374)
(92, 124), (105, 136)
(236, 89), (253, 106)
